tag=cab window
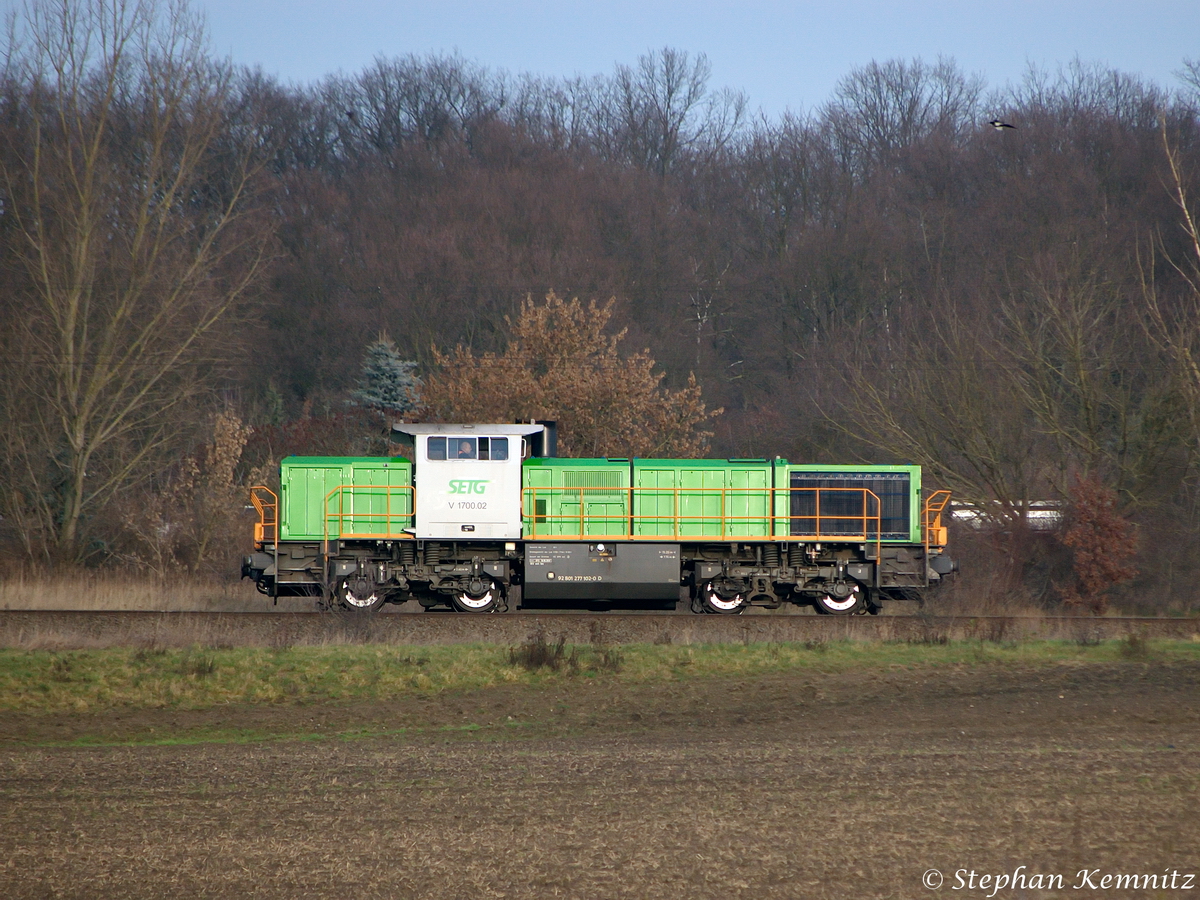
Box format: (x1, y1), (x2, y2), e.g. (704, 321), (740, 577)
(479, 437), (509, 460)
(428, 436), (508, 460)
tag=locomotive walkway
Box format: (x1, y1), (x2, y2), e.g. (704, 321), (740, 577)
(0, 609), (1195, 649)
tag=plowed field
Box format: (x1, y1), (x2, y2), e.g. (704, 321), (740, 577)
(2, 657), (1198, 898)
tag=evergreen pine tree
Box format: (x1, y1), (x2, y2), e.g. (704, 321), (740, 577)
(352, 336), (421, 419)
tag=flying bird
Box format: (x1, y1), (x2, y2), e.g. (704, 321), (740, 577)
(988, 119), (1016, 130)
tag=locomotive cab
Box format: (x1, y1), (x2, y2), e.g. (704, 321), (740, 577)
(397, 424), (544, 539)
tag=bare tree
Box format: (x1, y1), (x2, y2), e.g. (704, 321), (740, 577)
(329, 52), (505, 158)
(598, 48), (745, 177)
(833, 254), (1178, 524)
(739, 113), (840, 256)
(509, 72), (605, 152)
(0, 0), (272, 562)
(999, 259), (1178, 503)
(1144, 119), (1200, 476)
(1179, 58), (1200, 97)
(834, 299), (1045, 526)
(1010, 58), (1167, 130)
(821, 56), (984, 173)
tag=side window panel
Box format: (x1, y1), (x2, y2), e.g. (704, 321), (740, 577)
(427, 436), (506, 461)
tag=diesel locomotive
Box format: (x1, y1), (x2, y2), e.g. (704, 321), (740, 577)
(242, 422), (954, 614)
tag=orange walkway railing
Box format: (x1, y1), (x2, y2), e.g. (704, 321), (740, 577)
(322, 485), (416, 554)
(521, 486), (882, 559)
(249, 486), (278, 548)
(922, 489), (953, 562)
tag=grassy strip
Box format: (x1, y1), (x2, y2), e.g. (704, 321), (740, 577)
(1, 636), (1197, 715)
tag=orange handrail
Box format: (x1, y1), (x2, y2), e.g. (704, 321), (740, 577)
(322, 485), (416, 556)
(923, 490), (952, 566)
(521, 485), (882, 558)
(786, 486), (882, 547)
(249, 486), (278, 547)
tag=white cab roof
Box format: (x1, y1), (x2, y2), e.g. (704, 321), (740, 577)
(392, 423), (547, 436)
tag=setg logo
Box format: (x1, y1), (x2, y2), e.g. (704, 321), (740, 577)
(449, 479), (489, 495)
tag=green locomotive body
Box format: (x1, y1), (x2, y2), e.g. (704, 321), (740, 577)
(243, 423), (953, 615)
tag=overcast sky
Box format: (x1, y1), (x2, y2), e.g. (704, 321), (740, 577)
(181, 0), (1200, 117)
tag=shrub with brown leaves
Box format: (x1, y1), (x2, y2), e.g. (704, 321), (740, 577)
(422, 291), (720, 458)
(1060, 475), (1137, 614)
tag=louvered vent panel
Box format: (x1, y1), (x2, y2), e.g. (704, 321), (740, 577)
(562, 471), (624, 493)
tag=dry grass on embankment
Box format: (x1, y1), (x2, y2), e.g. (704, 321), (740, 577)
(0, 573), (299, 613)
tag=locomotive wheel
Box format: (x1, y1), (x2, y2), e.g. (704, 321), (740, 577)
(814, 583), (864, 616)
(336, 577), (386, 613)
(451, 581), (499, 613)
(700, 582), (747, 615)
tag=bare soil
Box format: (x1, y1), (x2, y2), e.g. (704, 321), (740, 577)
(2, 658), (1198, 899)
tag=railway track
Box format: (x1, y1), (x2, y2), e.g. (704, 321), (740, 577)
(1, 609), (1196, 649)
